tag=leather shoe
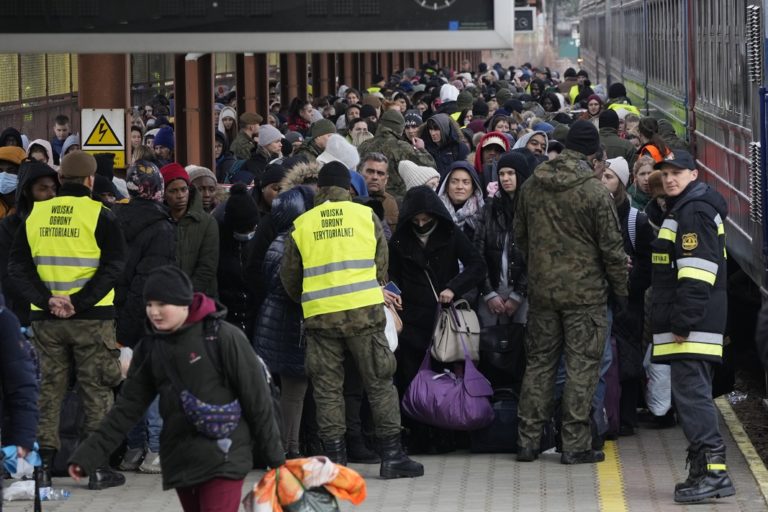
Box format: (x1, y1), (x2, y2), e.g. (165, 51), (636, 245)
(516, 446), (539, 462)
(88, 466), (126, 490)
(561, 450), (605, 464)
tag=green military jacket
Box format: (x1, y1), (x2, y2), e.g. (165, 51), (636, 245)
(514, 149), (628, 310)
(357, 125), (436, 202)
(280, 186), (388, 336)
(230, 131), (255, 161)
(599, 127), (637, 168)
(293, 139), (322, 164)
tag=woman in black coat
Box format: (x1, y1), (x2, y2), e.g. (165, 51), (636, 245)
(252, 186), (315, 459)
(421, 113), (470, 179)
(389, 186), (486, 453)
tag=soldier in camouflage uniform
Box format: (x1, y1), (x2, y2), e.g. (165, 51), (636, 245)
(513, 121), (628, 464)
(357, 110), (436, 202)
(280, 162), (423, 479)
(293, 119), (336, 164)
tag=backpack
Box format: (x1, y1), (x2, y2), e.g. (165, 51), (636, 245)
(223, 159), (248, 184)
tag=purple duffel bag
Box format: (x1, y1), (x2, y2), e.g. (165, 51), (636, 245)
(402, 306), (495, 431)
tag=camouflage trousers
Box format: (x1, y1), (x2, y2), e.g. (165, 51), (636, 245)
(32, 319), (122, 450)
(517, 305), (607, 452)
(305, 329), (401, 441)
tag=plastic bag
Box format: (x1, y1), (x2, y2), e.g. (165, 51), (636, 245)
(383, 307), (398, 352)
(643, 344), (671, 416)
(3, 480), (35, 501)
(119, 346), (133, 379)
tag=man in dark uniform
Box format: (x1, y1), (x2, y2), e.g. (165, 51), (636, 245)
(650, 150), (734, 503)
(8, 151), (127, 490)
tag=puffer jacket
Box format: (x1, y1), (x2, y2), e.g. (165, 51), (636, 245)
(389, 186), (486, 350)
(70, 300), (285, 490)
(176, 187), (219, 297)
(422, 113), (470, 178)
(253, 187), (315, 376)
(113, 199), (177, 347)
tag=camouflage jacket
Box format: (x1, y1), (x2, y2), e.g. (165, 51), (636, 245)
(293, 139), (322, 164)
(357, 126), (436, 202)
(514, 149), (628, 309)
(230, 131), (255, 161)
(279, 186), (388, 336)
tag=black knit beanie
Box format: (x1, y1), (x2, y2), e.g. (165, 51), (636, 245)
(565, 120), (600, 156)
(225, 183), (260, 233)
(94, 153), (115, 181)
(472, 100), (489, 117)
(143, 265), (194, 306)
(608, 82), (627, 99)
(598, 109), (619, 130)
(318, 161), (351, 189)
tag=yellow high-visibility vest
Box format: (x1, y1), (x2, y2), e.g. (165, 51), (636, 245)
(292, 200), (383, 318)
(26, 195), (114, 310)
(608, 102), (641, 116)
(569, 84), (580, 105)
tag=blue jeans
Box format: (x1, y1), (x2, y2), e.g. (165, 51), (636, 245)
(554, 307), (613, 435)
(126, 395), (162, 452)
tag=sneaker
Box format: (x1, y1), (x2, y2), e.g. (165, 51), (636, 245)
(138, 450), (161, 474)
(118, 447), (145, 471)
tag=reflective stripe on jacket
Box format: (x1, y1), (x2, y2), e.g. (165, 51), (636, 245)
(291, 200), (383, 318)
(26, 196), (114, 310)
(650, 183), (727, 363)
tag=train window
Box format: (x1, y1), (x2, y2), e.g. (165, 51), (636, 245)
(0, 54), (19, 104)
(20, 54), (46, 100)
(132, 54), (149, 84)
(71, 53), (78, 93)
(46, 54), (72, 97)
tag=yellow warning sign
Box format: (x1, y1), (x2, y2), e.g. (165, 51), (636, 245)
(84, 115), (121, 146)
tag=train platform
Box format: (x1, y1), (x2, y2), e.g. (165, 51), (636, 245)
(4, 398), (767, 512)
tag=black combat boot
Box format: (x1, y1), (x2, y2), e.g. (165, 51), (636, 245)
(322, 438), (348, 466)
(37, 448), (56, 488)
(516, 446), (539, 462)
(674, 448), (705, 491)
(378, 435), (424, 479)
(560, 449), (605, 464)
(674, 446), (735, 503)
(88, 466), (126, 490)
(346, 433), (380, 464)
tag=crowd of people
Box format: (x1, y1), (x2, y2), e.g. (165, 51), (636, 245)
(0, 58), (734, 509)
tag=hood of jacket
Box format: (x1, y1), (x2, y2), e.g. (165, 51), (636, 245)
(474, 131), (511, 172)
(61, 134), (80, 156)
(513, 130), (549, 153)
(15, 161), (58, 218)
(217, 106), (237, 134)
(114, 198), (171, 242)
(424, 113), (462, 149)
(0, 127), (23, 148)
(279, 160), (320, 191)
(396, 185), (454, 232)
(373, 123), (402, 140)
(532, 148), (596, 192)
(669, 181), (728, 220)
(27, 139), (55, 166)
(437, 161), (483, 198)
(271, 185), (315, 233)
(183, 186), (208, 222)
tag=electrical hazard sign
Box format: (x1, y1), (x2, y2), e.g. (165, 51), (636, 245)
(82, 109), (126, 168)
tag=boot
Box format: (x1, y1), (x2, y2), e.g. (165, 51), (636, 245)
(346, 433), (380, 464)
(322, 438), (348, 466)
(378, 435), (424, 479)
(88, 466), (126, 490)
(674, 446), (735, 503)
(516, 446), (539, 462)
(560, 449), (605, 464)
(674, 448), (705, 491)
(37, 448), (55, 488)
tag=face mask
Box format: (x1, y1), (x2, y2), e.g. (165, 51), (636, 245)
(412, 219), (436, 235)
(0, 172), (18, 195)
(233, 231), (255, 242)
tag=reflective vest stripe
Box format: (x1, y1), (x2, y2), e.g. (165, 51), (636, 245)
(652, 253), (670, 264)
(301, 279), (381, 303)
(44, 277), (92, 292)
(707, 464), (727, 471)
(303, 259), (375, 278)
(569, 84), (579, 105)
(658, 228), (676, 242)
(34, 256), (100, 267)
(677, 257), (719, 275)
(678, 267), (716, 284)
(653, 342), (722, 357)
(653, 331), (723, 344)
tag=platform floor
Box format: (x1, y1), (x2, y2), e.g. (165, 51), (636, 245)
(4, 399), (766, 511)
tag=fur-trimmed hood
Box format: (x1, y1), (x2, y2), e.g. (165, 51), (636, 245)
(278, 160), (320, 191)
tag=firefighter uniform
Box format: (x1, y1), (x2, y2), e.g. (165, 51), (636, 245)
(650, 152), (734, 503)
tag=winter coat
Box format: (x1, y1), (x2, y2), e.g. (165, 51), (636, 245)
(113, 199), (177, 347)
(436, 162), (485, 241)
(0, 127), (23, 148)
(230, 131), (256, 161)
(628, 183), (651, 211)
(599, 127), (637, 168)
(514, 148), (628, 310)
(292, 139), (323, 164)
(0, 294), (38, 450)
(650, 181), (728, 363)
(422, 114), (470, 178)
(657, 120), (688, 151)
(69, 301), (285, 490)
(217, 225), (253, 333)
(0, 163), (58, 325)
(389, 186), (486, 350)
(253, 187), (314, 377)
(617, 198), (654, 305)
(176, 187), (219, 297)
(357, 125), (436, 201)
(27, 139), (56, 168)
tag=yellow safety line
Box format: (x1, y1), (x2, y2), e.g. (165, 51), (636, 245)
(597, 440), (628, 512)
(715, 397), (768, 506)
